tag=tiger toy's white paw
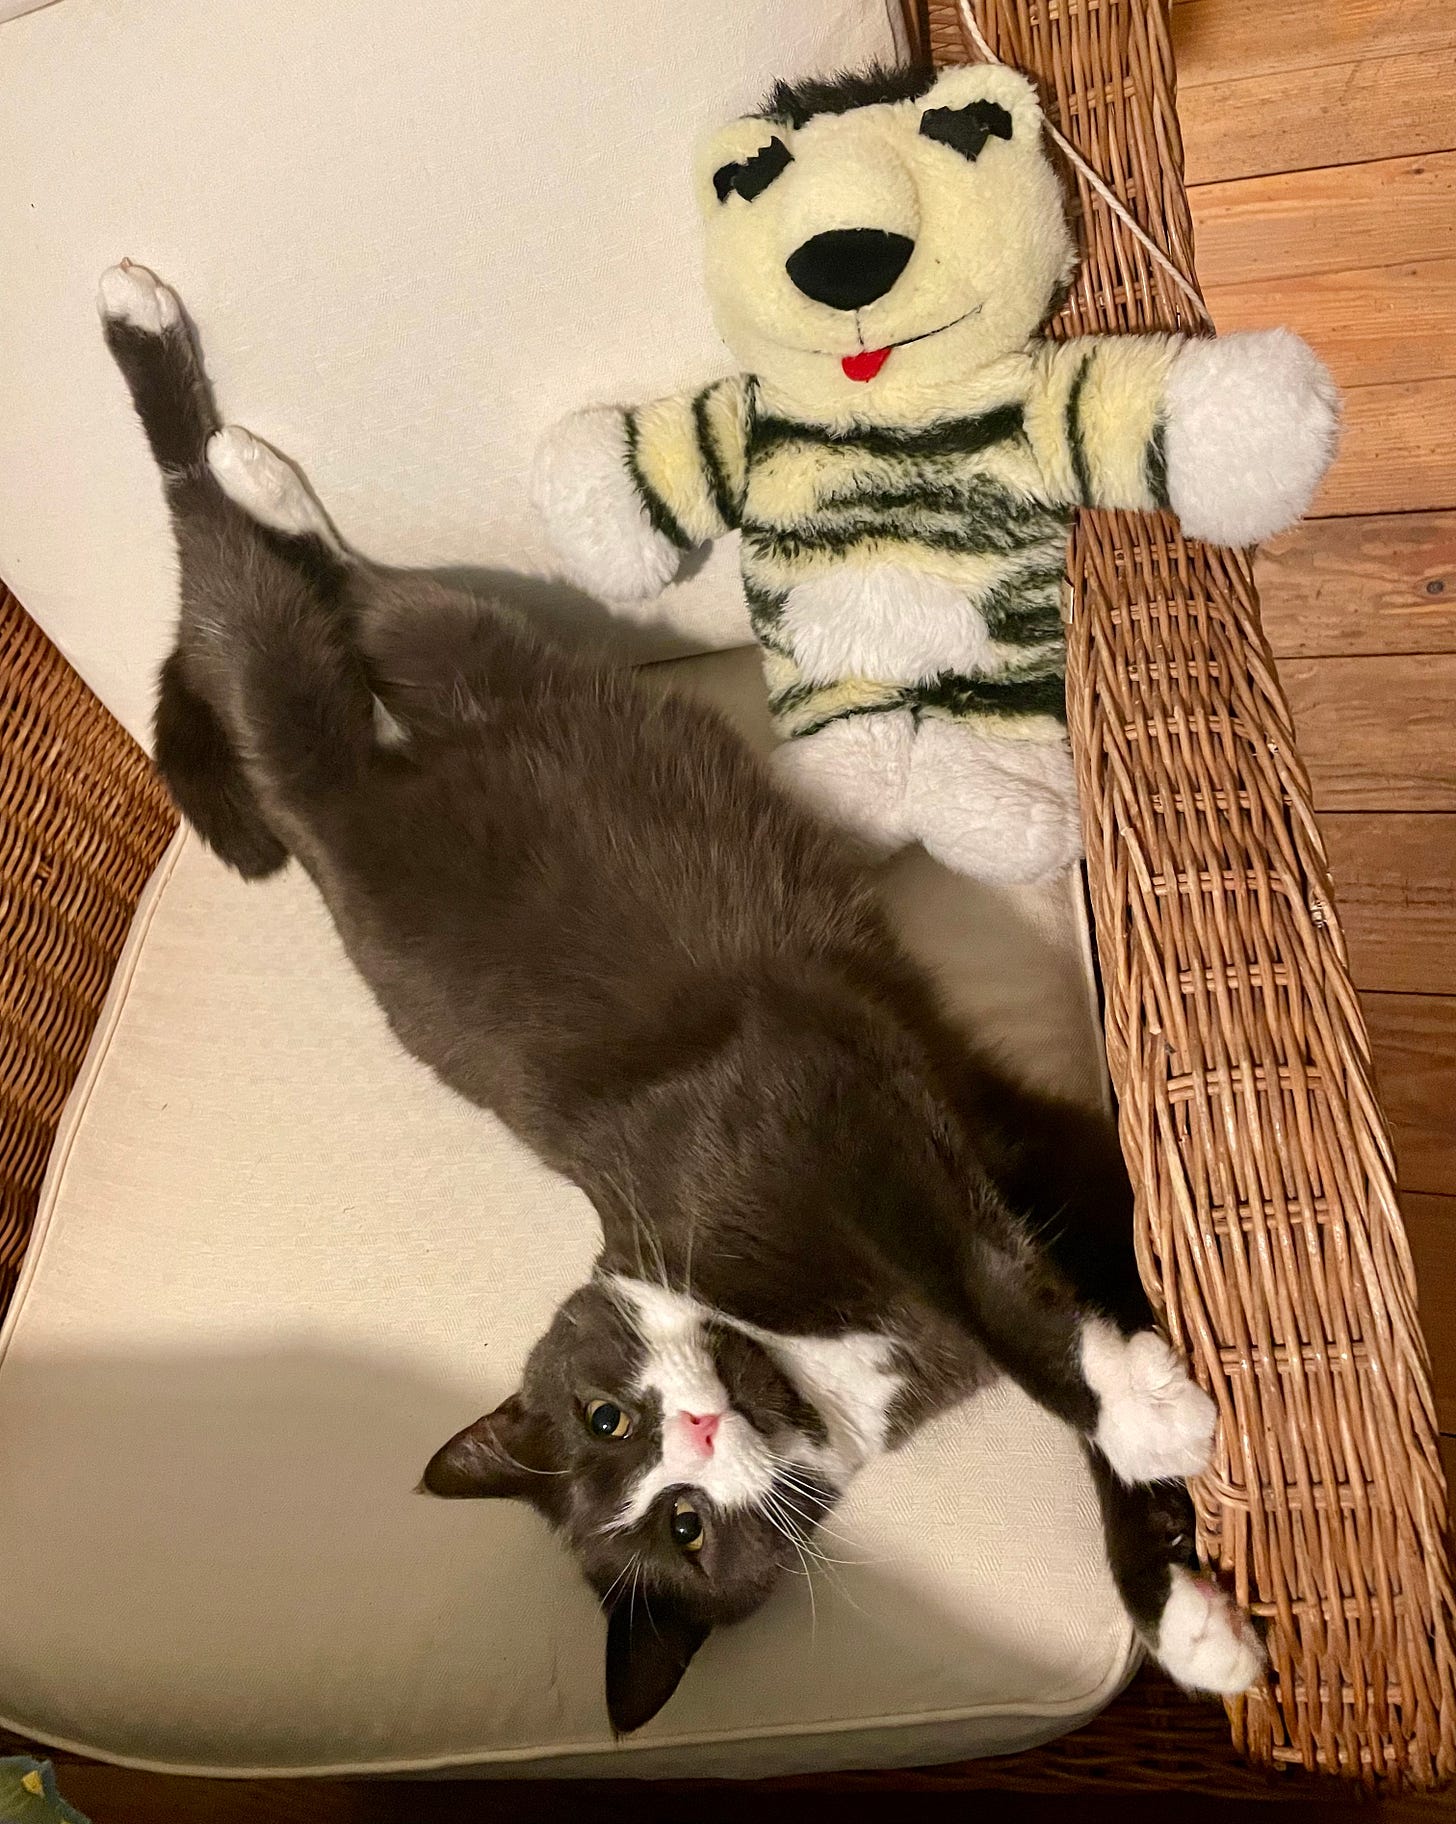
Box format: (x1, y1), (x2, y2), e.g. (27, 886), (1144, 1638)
(1164, 329), (1339, 547)
(532, 408), (684, 602)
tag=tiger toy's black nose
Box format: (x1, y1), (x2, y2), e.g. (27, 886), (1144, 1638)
(785, 228), (914, 311)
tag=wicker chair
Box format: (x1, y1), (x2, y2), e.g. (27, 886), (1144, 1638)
(1, 0), (1453, 1798)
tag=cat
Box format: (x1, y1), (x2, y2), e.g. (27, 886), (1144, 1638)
(99, 259), (1263, 1735)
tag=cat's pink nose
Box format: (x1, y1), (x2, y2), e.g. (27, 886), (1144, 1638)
(680, 1411), (720, 1455)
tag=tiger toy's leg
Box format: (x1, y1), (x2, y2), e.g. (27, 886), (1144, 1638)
(769, 709), (916, 860)
(905, 721), (1082, 884)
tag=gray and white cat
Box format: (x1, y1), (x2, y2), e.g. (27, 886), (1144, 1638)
(100, 260), (1263, 1735)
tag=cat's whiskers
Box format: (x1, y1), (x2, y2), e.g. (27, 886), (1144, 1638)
(600, 1161), (673, 1294)
(601, 1550), (642, 1611)
(764, 1455), (872, 1555)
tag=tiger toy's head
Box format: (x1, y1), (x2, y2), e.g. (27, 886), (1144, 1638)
(696, 63), (1074, 423)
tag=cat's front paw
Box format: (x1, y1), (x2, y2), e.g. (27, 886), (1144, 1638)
(1082, 1322), (1215, 1484)
(1164, 329), (1339, 546)
(1154, 1567), (1265, 1694)
(97, 261), (181, 335)
(531, 407), (683, 603)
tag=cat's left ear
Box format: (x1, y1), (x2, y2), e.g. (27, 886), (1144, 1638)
(420, 1393), (564, 1512)
(605, 1584), (711, 1734)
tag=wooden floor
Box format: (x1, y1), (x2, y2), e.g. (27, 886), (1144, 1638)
(1173, 0), (1456, 1482)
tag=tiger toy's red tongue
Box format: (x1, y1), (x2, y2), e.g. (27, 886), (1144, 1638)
(842, 346), (891, 383)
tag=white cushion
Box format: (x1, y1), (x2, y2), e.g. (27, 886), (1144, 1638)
(0, 650), (1133, 1778)
(0, 0), (905, 745)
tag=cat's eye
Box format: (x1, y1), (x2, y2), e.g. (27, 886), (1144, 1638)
(584, 1398), (633, 1441)
(671, 1497), (705, 1553)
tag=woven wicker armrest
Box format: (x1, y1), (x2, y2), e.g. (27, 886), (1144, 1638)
(0, 590), (177, 1315)
(913, 0), (1456, 1790)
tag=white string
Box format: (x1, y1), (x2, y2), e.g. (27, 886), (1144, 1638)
(954, 0), (1214, 329)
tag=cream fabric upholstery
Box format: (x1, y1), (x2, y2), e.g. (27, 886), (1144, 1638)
(0, 0), (904, 743)
(0, 652), (1133, 1777)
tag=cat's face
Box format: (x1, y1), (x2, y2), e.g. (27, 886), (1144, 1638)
(423, 1274), (840, 1732)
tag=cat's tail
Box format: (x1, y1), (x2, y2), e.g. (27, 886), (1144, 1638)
(1087, 1446), (1265, 1696)
(100, 263), (374, 869)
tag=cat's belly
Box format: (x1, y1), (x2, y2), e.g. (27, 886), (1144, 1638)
(779, 563), (993, 685)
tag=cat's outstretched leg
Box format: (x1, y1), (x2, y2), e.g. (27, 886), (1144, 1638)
(954, 1194), (1215, 1487)
(205, 425), (344, 551)
(1089, 1447), (1264, 1694)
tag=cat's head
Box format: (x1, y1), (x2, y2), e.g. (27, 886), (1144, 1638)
(422, 1272), (840, 1733)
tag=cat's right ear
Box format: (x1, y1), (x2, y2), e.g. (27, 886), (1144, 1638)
(605, 1583), (711, 1734)
(420, 1393), (564, 1510)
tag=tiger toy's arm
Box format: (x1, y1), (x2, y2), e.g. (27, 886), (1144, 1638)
(532, 376), (751, 602)
(1024, 329), (1339, 546)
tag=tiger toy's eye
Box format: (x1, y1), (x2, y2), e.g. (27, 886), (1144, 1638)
(671, 1497), (705, 1553)
(919, 98), (1014, 162)
(713, 135), (793, 203)
(585, 1398), (633, 1441)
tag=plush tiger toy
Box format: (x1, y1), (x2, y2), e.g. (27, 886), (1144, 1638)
(534, 62), (1338, 883)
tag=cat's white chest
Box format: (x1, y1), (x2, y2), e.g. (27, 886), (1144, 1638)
(756, 1327), (904, 1479)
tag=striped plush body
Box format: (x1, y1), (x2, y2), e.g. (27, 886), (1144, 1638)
(536, 63), (1337, 882)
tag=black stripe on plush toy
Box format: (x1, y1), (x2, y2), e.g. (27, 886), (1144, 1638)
(743, 488), (1063, 563)
(798, 481), (1067, 545)
(913, 670), (1069, 723)
(692, 386), (739, 528)
(977, 569), (1068, 645)
(623, 410), (692, 551)
(1145, 418), (1171, 511)
(1065, 351), (1095, 507)
(919, 99), (1014, 161)
(750, 401), (1024, 462)
(759, 62), (935, 128)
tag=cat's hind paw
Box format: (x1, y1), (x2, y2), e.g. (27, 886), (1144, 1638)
(98, 261), (181, 335)
(206, 426), (340, 547)
(1154, 1567), (1265, 1694)
(1083, 1322), (1215, 1485)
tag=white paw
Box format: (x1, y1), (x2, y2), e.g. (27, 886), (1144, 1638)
(905, 722), (1081, 884)
(1083, 1321), (1215, 1484)
(530, 407), (682, 603)
(1155, 1567), (1265, 1694)
(769, 710), (915, 858)
(1165, 329), (1340, 546)
(206, 426), (338, 545)
(97, 261), (181, 334)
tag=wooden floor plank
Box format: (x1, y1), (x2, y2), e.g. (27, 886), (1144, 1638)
(1189, 155), (1456, 292)
(1313, 376), (1456, 519)
(1173, 0), (1455, 90)
(1366, 993), (1456, 1196)
(1179, 48), (1456, 187)
(1321, 814), (1456, 995)
(1257, 513), (1456, 659)
(1404, 1191), (1456, 1432)
(1281, 654), (1456, 811)
(1206, 258), (1456, 391)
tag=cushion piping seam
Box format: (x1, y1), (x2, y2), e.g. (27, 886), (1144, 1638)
(0, 825), (189, 1369)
